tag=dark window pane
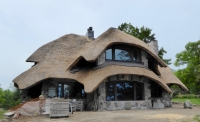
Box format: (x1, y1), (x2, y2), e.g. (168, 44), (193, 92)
(106, 49), (112, 60)
(151, 82), (162, 98)
(82, 89), (85, 97)
(115, 46), (131, 61)
(136, 83), (143, 100)
(57, 84), (62, 98)
(133, 50), (138, 62)
(115, 49), (131, 61)
(64, 84), (71, 98)
(106, 82), (115, 101)
(116, 83), (133, 100)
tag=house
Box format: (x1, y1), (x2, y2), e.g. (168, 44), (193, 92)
(13, 27), (188, 110)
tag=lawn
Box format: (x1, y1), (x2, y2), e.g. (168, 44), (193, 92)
(172, 98), (200, 105)
(0, 110), (6, 119)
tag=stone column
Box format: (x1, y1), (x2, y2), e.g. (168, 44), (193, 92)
(141, 50), (148, 67)
(148, 40), (159, 54)
(98, 79), (107, 111)
(96, 52), (105, 65)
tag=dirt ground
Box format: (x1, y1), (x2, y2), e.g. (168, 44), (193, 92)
(5, 104), (200, 122)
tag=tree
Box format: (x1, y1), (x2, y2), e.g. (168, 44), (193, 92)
(118, 23), (171, 65)
(158, 47), (172, 65)
(0, 88), (5, 106)
(0, 84), (21, 109)
(174, 40), (200, 94)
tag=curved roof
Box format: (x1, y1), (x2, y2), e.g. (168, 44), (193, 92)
(13, 27), (180, 93)
(83, 65), (171, 93)
(158, 66), (188, 91)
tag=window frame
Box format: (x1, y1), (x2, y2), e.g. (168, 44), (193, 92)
(57, 82), (86, 99)
(106, 81), (144, 101)
(105, 44), (141, 62)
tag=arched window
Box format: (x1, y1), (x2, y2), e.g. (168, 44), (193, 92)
(105, 44), (141, 62)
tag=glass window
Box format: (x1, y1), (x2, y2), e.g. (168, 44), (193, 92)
(106, 81), (143, 101)
(57, 82), (86, 99)
(115, 46), (131, 61)
(106, 48), (112, 60)
(116, 83), (133, 100)
(57, 84), (62, 98)
(135, 83), (143, 100)
(133, 49), (138, 62)
(106, 82), (115, 101)
(105, 45), (141, 62)
(151, 82), (162, 98)
(64, 84), (71, 98)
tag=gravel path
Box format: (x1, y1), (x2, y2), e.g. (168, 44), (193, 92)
(8, 105), (200, 122)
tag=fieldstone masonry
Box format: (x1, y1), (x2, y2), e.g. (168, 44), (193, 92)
(96, 52), (105, 65)
(141, 50), (148, 67)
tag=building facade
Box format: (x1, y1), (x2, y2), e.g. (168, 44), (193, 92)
(13, 27), (188, 110)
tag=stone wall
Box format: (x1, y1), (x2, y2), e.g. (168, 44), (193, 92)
(96, 52), (105, 65)
(141, 50), (148, 67)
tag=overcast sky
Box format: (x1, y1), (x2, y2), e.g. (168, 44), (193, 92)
(0, 1), (200, 89)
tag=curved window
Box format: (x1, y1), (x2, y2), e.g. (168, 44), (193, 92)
(105, 48), (112, 60)
(106, 81), (144, 101)
(105, 44), (141, 62)
(115, 45), (131, 61)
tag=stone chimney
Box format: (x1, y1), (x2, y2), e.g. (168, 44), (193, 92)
(148, 40), (159, 54)
(86, 27), (94, 40)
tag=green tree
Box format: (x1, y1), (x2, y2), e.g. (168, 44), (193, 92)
(158, 47), (172, 65)
(118, 23), (171, 65)
(174, 40), (200, 94)
(0, 88), (5, 106)
(0, 84), (21, 109)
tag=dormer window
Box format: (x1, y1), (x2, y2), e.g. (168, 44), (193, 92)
(105, 44), (141, 62)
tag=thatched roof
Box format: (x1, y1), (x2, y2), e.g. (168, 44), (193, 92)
(13, 27), (185, 93)
(158, 66), (188, 91)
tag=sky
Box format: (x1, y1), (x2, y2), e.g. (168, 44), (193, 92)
(0, 1), (200, 89)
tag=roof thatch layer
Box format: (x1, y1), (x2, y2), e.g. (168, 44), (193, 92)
(13, 27), (183, 93)
(158, 66), (188, 91)
(79, 28), (167, 68)
(82, 65), (172, 93)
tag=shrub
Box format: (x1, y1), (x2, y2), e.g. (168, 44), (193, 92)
(193, 115), (200, 122)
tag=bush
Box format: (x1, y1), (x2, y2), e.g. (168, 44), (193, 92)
(193, 115), (200, 122)
(2, 89), (20, 110)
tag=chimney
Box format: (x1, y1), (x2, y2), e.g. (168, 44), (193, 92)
(86, 27), (94, 40)
(148, 40), (159, 54)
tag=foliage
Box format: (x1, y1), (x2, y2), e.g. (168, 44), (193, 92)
(0, 84), (20, 110)
(118, 23), (156, 43)
(174, 40), (200, 94)
(194, 115), (200, 122)
(173, 94), (199, 99)
(158, 47), (172, 65)
(118, 22), (171, 65)
(3, 89), (20, 110)
(0, 88), (4, 105)
(0, 110), (6, 119)
(172, 98), (200, 105)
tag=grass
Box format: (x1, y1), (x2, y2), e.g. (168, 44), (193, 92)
(194, 115), (200, 122)
(0, 110), (6, 119)
(172, 98), (200, 105)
